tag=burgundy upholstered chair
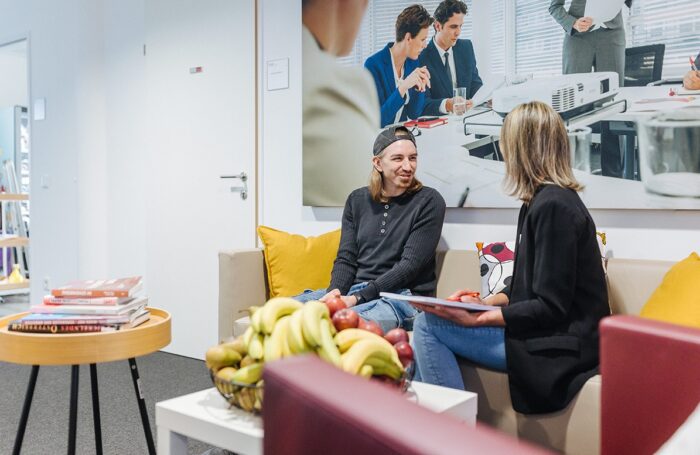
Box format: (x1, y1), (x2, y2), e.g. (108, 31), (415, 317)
(263, 355), (550, 455)
(600, 315), (700, 455)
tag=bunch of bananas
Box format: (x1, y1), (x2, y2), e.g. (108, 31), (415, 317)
(207, 297), (407, 413)
(335, 329), (404, 380)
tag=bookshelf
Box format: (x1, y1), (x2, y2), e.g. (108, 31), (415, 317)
(0, 192), (30, 296)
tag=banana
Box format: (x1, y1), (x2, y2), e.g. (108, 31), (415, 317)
(287, 309), (310, 354)
(341, 339), (403, 376)
(250, 306), (263, 333)
(363, 355), (403, 380)
(264, 315), (291, 362)
(301, 300), (329, 347)
(230, 362), (264, 385)
(259, 297), (303, 334)
(359, 364), (374, 378)
(242, 326), (255, 348)
(316, 318), (342, 367)
(248, 333), (265, 360)
(334, 328), (394, 354)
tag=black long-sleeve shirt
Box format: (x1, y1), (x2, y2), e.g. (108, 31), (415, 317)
(328, 186), (446, 303)
(500, 184), (610, 414)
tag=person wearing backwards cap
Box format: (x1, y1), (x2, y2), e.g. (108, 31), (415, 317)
(294, 126), (446, 333)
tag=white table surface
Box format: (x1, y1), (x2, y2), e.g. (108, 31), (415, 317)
(414, 86), (700, 210)
(156, 381), (477, 455)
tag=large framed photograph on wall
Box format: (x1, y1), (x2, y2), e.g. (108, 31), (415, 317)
(301, 0), (700, 209)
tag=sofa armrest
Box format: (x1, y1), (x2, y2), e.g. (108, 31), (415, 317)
(218, 248), (267, 341)
(600, 315), (700, 455)
(264, 356), (551, 455)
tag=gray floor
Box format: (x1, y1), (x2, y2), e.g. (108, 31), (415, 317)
(0, 351), (218, 455)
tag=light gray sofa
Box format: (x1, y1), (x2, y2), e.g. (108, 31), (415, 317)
(219, 248), (673, 454)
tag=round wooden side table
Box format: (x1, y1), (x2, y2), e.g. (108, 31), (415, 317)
(0, 307), (171, 455)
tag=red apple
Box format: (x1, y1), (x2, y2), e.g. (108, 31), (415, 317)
(384, 328), (409, 346)
(332, 309), (360, 332)
(324, 297), (347, 317)
(393, 341), (414, 367)
(358, 319), (384, 337)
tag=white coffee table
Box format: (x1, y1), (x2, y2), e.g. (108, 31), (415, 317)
(156, 382), (477, 455)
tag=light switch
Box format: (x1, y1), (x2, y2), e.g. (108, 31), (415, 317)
(41, 174), (50, 189)
(267, 58), (289, 91)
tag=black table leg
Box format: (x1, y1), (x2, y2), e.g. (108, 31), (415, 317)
(13, 365), (40, 455)
(128, 358), (156, 455)
(90, 364), (103, 455)
(68, 365), (79, 455)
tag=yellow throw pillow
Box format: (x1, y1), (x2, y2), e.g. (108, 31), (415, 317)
(640, 252), (700, 329)
(257, 226), (341, 298)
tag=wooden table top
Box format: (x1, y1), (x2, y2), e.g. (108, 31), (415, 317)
(0, 307), (171, 365)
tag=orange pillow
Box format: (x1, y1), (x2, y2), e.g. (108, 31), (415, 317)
(257, 226), (341, 298)
(640, 252), (700, 329)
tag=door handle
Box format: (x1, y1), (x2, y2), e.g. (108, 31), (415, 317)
(220, 172), (248, 200)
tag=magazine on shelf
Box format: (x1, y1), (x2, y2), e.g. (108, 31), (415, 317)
(30, 296), (148, 316)
(43, 295), (134, 306)
(51, 276), (143, 298)
(379, 292), (493, 312)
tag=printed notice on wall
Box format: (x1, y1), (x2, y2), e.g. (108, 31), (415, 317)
(267, 58), (289, 91)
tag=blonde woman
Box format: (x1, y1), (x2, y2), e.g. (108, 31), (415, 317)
(411, 101), (609, 414)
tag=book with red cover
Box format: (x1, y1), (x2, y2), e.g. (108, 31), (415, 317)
(43, 295), (133, 306)
(51, 276), (143, 298)
(404, 117), (448, 128)
(30, 296), (148, 316)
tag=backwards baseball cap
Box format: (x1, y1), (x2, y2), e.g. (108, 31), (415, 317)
(373, 125), (417, 156)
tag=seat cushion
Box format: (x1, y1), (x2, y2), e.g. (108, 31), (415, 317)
(640, 252), (700, 329)
(257, 226), (340, 298)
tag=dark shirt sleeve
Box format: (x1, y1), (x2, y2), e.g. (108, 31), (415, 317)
(327, 195), (359, 295)
(501, 200), (583, 334)
(695, 52), (700, 68)
(549, 0), (577, 34)
(405, 88), (426, 120)
(355, 192), (446, 302)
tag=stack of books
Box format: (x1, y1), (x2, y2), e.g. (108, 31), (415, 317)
(8, 276), (149, 334)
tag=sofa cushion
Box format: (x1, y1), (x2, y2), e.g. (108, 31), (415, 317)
(257, 226), (340, 298)
(476, 241), (515, 298)
(640, 252), (700, 329)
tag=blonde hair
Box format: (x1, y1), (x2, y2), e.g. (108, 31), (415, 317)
(369, 129), (423, 203)
(500, 101), (583, 203)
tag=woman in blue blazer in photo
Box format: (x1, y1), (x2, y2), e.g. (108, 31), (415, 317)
(364, 5), (433, 127)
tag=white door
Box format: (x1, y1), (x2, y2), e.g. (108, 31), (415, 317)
(145, 0), (256, 358)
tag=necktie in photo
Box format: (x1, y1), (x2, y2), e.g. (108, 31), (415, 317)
(444, 51), (453, 88)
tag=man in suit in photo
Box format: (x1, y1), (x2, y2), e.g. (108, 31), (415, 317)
(550, 0), (632, 178)
(419, 0), (482, 116)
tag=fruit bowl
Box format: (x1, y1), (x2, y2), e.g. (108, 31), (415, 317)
(210, 369), (264, 414)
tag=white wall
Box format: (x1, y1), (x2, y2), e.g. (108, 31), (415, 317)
(259, 0), (700, 263)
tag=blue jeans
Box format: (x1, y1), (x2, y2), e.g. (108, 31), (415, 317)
(411, 311), (507, 389)
(294, 282), (418, 333)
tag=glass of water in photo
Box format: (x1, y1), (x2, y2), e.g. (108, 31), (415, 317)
(452, 87), (468, 116)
